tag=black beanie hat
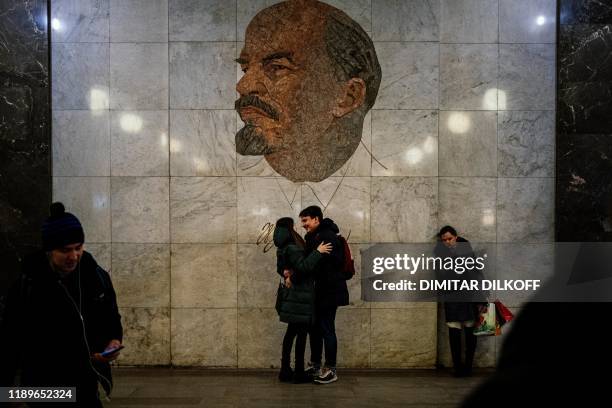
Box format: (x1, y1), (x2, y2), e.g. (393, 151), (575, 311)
(41, 202), (85, 251)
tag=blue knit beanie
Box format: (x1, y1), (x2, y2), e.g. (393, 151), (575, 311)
(41, 202), (85, 251)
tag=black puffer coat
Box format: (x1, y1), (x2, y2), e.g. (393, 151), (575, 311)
(304, 218), (349, 309)
(274, 226), (322, 324)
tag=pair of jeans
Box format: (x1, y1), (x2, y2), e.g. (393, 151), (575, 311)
(309, 306), (337, 369)
(281, 322), (309, 372)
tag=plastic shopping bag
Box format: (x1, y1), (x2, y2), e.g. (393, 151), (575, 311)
(474, 302), (499, 336)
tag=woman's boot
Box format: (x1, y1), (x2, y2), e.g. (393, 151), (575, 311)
(279, 358), (294, 382)
(463, 326), (477, 377)
(449, 327), (463, 377)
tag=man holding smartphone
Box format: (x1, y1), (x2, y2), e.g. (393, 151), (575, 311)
(0, 202), (123, 407)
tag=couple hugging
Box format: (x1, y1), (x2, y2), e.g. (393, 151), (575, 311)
(273, 205), (352, 385)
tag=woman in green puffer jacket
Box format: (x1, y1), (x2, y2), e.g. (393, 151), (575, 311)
(273, 217), (332, 383)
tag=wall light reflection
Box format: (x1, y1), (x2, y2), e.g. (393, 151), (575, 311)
(89, 88), (109, 113)
(422, 136), (435, 154)
(252, 207), (270, 216)
(483, 88), (507, 110)
(170, 139), (182, 153)
(404, 147), (423, 165)
(51, 18), (62, 31)
(120, 113), (143, 133)
(193, 158), (210, 173)
(447, 113), (471, 134)
(482, 209), (495, 226)
(92, 194), (108, 210)
(536, 16), (546, 26)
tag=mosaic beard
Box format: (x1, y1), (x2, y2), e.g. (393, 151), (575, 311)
(235, 123), (275, 155)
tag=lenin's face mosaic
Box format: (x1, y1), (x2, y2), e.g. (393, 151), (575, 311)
(235, 0), (381, 182)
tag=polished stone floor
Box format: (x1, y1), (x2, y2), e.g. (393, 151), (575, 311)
(102, 368), (492, 408)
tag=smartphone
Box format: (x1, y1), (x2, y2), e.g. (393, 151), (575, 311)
(100, 345), (124, 357)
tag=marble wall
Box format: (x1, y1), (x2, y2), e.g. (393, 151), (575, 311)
(0, 0), (51, 298)
(557, 0), (612, 241)
(50, 0), (556, 368)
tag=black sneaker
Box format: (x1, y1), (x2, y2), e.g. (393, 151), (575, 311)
(304, 365), (321, 377)
(314, 368), (337, 384)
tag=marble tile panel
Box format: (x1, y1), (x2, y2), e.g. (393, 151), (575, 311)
(237, 244), (278, 308)
(440, 44), (498, 110)
(500, 0), (556, 44)
(301, 177), (371, 243)
(51, 0), (110, 42)
(370, 305), (437, 367)
(558, 25), (612, 134)
(111, 110), (169, 176)
(171, 308), (237, 366)
(372, 0), (439, 41)
(170, 177), (236, 243)
(372, 110), (438, 176)
(498, 111), (555, 177)
(111, 177), (170, 243)
(371, 177), (438, 243)
(439, 111), (497, 177)
(237, 177), (301, 243)
(85, 243), (111, 272)
(169, 42), (236, 109)
(111, 243), (170, 308)
(560, 0), (612, 24)
(170, 110), (236, 176)
(170, 244), (237, 307)
(169, 0), (236, 41)
(373, 42), (439, 109)
(499, 44), (555, 111)
(110, 0), (168, 42)
(556, 134), (612, 242)
(346, 244), (369, 309)
(439, 177), (497, 242)
(237, 308), (286, 368)
(439, 0), (498, 43)
(117, 307), (171, 365)
(110, 43), (169, 110)
(334, 308), (370, 367)
(53, 176), (111, 243)
(497, 177), (554, 243)
(52, 43), (109, 110)
(52, 110), (110, 177)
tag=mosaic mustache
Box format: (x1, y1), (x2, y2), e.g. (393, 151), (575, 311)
(235, 95), (280, 121)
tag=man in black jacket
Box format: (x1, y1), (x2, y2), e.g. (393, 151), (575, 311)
(299, 205), (349, 384)
(0, 202), (123, 407)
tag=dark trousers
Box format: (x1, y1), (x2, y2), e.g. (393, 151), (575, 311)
(281, 322), (309, 372)
(309, 306), (338, 369)
(449, 326), (477, 372)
